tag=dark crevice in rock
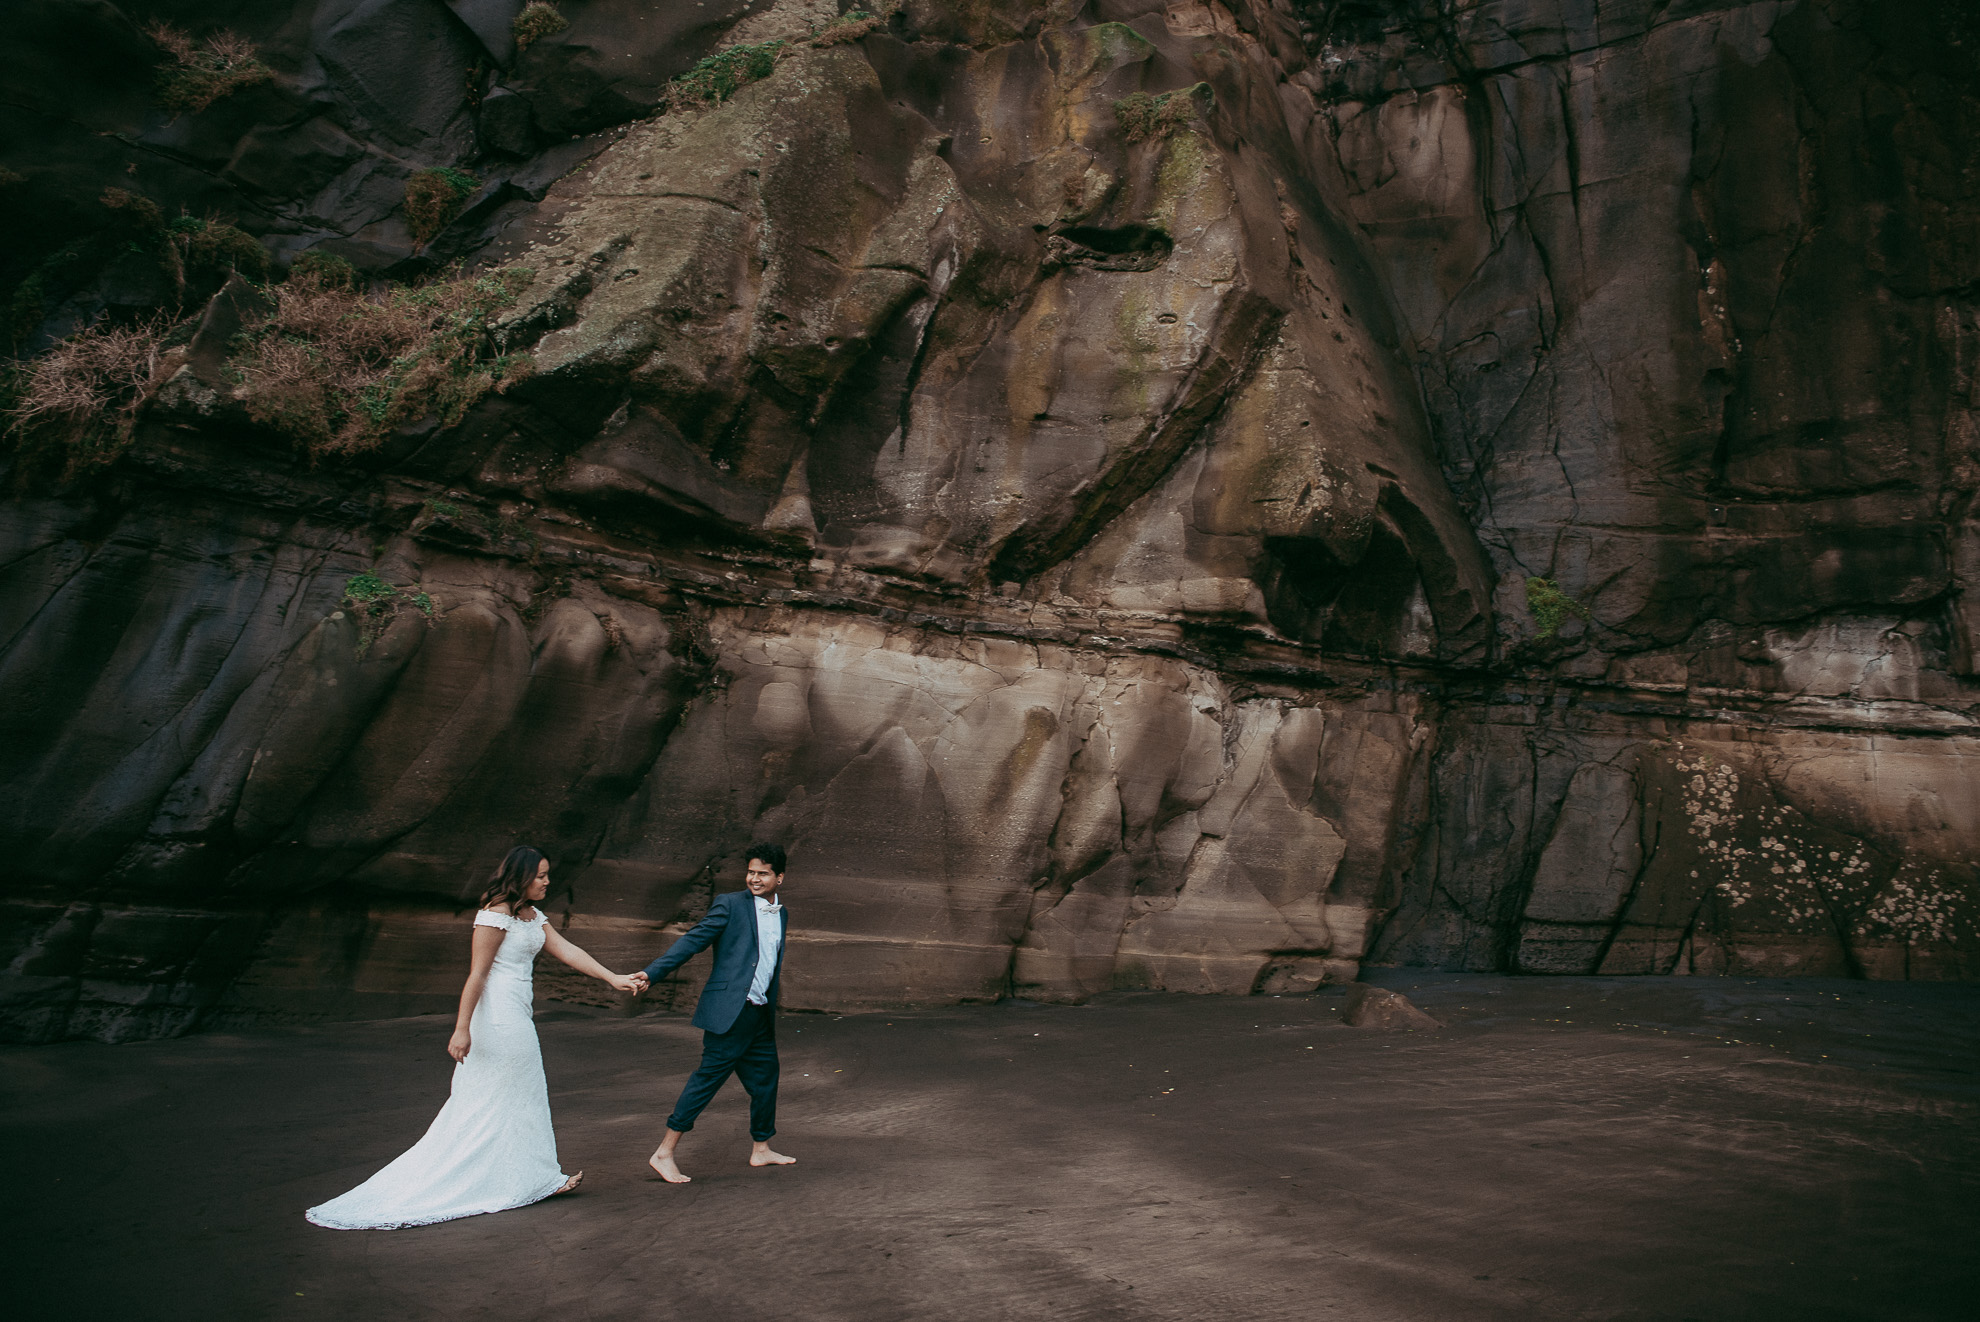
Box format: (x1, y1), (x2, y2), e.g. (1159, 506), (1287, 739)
(986, 294), (1286, 583)
(1042, 224), (1174, 272)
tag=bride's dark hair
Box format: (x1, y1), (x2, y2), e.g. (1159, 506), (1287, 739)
(479, 846), (546, 913)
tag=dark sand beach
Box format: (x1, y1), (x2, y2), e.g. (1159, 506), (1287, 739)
(6, 973), (1976, 1322)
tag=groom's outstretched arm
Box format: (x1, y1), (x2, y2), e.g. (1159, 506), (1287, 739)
(640, 899), (732, 985)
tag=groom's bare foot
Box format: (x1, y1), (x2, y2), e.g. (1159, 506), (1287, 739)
(649, 1149), (691, 1183)
(749, 1147), (796, 1167)
(553, 1171), (583, 1195)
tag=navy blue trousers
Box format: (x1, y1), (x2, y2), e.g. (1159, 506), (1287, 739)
(666, 1001), (778, 1141)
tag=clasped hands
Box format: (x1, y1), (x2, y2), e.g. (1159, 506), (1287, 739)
(599, 970), (648, 995)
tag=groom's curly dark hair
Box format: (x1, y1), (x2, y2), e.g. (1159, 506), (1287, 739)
(745, 842), (787, 874)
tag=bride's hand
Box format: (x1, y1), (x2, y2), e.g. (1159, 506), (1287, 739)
(448, 1029), (471, 1062)
(605, 972), (640, 994)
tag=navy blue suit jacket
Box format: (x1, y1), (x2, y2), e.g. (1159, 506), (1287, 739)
(642, 890), (787, 1034)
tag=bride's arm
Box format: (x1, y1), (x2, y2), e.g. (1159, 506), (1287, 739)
(450, 923), (506, 1062)
(541, 923), (639, 992)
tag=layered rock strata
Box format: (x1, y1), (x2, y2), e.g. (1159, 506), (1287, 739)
(2, 0), (1976, 1041)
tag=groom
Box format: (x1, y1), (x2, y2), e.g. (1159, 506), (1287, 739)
(630, 843), (796, 1181)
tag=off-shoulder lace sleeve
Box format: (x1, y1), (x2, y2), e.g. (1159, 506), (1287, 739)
(473, 910), (512, 931)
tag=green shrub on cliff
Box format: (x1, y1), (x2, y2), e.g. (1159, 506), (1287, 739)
(2, 318), (175, 476)
(404, 168), (480, 246)
(145, 21), (274, 115)
(97, 185), (164, 229)
(288, 250), (360, 291)
(513, 2), (569, 51)
(1525, 577), (1592, 638)
(227, 263), (535, 457)
(811, 10), (883, 45)
(666, 40), (787, 109)
(5, 251), (535, 473)
(99, 189), (270, 294)
(343, 571), (401, 606)
(342, 571), (436, 656)
(165, 215), (271, 282)
(1113, 85), (1210, 143)
(2, 192), (273, 473)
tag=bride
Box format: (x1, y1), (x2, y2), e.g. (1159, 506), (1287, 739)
(307, 847), (641, 1229)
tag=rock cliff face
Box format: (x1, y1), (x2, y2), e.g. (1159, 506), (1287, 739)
(3, 0), (1977, 1041)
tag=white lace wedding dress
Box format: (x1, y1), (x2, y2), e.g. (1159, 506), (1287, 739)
(306, 908), (570, 1229)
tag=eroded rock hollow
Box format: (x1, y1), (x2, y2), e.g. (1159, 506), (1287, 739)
(3, 0), (1976, 1041)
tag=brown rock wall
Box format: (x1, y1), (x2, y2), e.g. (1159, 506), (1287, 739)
(3, 0), (1978, 1041)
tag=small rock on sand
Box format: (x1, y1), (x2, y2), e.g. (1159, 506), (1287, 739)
(1343, 984), (1442, 1029)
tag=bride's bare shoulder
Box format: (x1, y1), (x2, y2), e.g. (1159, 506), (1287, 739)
(480, 901), (515, 916)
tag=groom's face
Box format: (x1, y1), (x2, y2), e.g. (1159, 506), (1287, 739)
(745, 858), (784, 900)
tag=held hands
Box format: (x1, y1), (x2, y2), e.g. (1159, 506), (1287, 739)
(627, 971), (650, 996)
(604, 972), (643, 995)
(448, 1029), (471, 1063)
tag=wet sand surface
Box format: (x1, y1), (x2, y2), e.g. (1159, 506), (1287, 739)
(6, 973), (1977, 1322)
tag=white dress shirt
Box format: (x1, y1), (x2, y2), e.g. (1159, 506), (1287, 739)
(747, 895), (783, 1005)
